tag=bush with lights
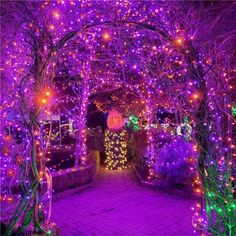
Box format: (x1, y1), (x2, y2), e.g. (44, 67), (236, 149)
(154, 137), (197, 187)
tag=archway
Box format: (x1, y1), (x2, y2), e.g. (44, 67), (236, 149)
(51, 21), (198, 179)
(87, 81), (147, 169)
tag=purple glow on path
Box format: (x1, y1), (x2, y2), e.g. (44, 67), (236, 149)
(52, 169), (194, 236)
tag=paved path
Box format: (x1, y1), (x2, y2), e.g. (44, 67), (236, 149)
(51, 168), (195, 236)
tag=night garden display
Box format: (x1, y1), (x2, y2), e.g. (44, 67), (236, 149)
(1, 1), (236, 236)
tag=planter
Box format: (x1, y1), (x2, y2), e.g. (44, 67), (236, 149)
(52, 150), (100, 199)
(133, 166), (199, 200)
(52, 165), (94, 194)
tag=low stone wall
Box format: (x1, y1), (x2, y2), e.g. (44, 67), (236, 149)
(52, 151), (100, 198)
(52, 165), (94, 193)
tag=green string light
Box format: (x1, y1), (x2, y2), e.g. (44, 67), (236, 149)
(183, 116), (189, 124)
(127, 115), (139, 131)
(232, 106), (236, 116)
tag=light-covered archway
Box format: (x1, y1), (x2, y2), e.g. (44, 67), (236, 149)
(2, 2), (235, 235)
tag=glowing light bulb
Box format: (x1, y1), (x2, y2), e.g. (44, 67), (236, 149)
(152, 45), (157, 50)
(49, 24), (54, 30)
(41, 98), (47, 104)
(193, 93), (199, 99)
(175, 38), (183, 45)
(102, 32), (110, 40)
(53, 10), (60, 19)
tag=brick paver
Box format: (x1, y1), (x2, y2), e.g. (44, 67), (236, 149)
(51, 168), (195, 236)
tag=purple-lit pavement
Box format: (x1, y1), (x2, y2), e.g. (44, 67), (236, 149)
(51, 168), (195, 236)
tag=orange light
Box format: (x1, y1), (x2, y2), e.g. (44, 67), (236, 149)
(119, 60), (124, 65)
(195, 188), (201, 193)
(35, 140), (40, 145)
(7, 196), (14, 204)
(152, 45), (157, 50)
(3, 147), (9, 155)
(193, 93), (199, 99)
(107, 110), (123, 130)
(16, 156), (23, 165)
(41, 98), (47, 104)
(178, 61), (183, 65)
(7, 169), (15, 178)
(5, 135), (11, 141)
(102, 32), (110, 41)
(53, 10), (60, 19)
(45, 91), (51, 96)
(49, 24), (54, 30)
(175, 38), (183, 45)
(188, 158), (194, 163)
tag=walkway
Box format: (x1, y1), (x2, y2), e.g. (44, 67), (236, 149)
(51, 168), (195, 236)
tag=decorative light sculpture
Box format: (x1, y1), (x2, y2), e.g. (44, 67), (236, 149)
(107, 110), (123, 130)
(127, 115), (139, 131)
(104, 130), (127, 170)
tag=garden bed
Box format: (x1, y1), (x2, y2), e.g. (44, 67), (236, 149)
(52, 150), (100, 199)
(133, 166), (199, 200)
(52, 165), (94, 199)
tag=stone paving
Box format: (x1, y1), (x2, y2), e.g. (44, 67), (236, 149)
(51, 168), (195, 236)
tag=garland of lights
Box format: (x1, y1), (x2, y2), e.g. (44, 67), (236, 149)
(105, 130), (127, 170)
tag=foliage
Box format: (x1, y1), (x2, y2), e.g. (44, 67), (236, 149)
(154, 137), (196, 185)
